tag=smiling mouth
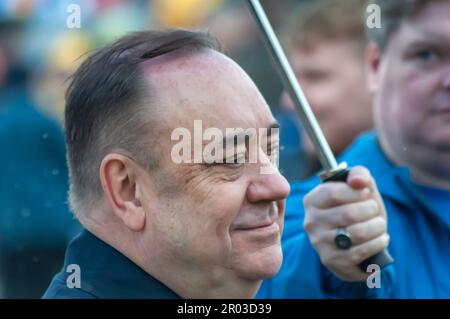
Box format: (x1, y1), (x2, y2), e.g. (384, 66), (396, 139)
(432, 105), (450, 115)
(439, 109), (450, 115)
(235, 221), (279, 233)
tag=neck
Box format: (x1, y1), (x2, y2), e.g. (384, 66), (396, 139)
(140, 252), (262, 298)
(80, 211), (261, 298)
(379, 137), (450, 190)
(410, 168), (450, 190)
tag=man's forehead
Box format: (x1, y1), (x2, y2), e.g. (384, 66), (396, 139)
(397, 2), (450, 46)
(140, 48), (232, 82)
(139, 48), (273, 130)
(139, 48), (251, 112)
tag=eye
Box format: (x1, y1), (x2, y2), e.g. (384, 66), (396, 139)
(414, 49), (438, 62)
(224, 155), (245, 168)
(225, 162), (244, 168)
(204, 153), (245, 169)
(266, 142), (279, 156)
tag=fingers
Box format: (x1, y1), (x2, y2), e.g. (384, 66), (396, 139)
(304, 166), (379, 209)
(346, 216), (387, 246)
(347, 167), (386, 218)
(307, 199), (380, 230)
(314, 233), (390, 282)
(303, 165), (390, 282)
(346, 166), (373, 190)
(348, 233), (390, 266)
(316, 216), (387, 247)
(304, 182), (371, 209)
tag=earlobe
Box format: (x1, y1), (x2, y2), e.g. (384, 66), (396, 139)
(99, 153), (146, 232)
(122, 201), (146, 231)
(366, 43), (381, 93)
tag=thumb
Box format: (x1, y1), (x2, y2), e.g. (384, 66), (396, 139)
(347, 166), (372, 190)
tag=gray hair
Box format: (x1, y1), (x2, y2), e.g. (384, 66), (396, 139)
(65, 29), (222, 217)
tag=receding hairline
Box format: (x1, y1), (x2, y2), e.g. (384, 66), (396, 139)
(65, 30), (224, 217)
(139, 47), (236, 82)
(137, 47), (249, 116)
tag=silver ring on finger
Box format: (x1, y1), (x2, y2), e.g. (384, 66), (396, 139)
(334, 228), (352, 250)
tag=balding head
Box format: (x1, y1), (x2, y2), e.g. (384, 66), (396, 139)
(65, 29), (290, 298)
(65, 30), (221, 217)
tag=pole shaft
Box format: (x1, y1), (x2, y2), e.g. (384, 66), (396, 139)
(247, 0), (338, 171)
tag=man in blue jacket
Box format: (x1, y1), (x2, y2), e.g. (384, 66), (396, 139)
(258, 0), (450, 298)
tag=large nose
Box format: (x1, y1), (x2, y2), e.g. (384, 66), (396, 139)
(246, 166), (291, 204)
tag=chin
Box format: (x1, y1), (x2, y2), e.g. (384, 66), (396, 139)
(234, 244), (283, 281)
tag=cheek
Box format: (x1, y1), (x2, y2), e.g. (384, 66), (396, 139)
(403, 77), (442, 148)
(186, 179), (248, 252)
(307, 82), (337, 111)
(277, 199), (286, 232)
(388, 63), (438, 128)
(376, 66), (413, 136)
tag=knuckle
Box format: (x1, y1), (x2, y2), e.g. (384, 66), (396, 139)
(320, 255), (334, 268)
(367, 199), (379, 213)
(353, 246), (368, 263)
(328, 187), (341, 203)
(304, 184), (330, 207)
(342, 207), (358, 225)
(303, 193), (313, 207)
(351, 226), (365, 243)
(383, 233), (391, 247)
(367, 175), (376, 187)
(309, 235), (321, 247)
(303, 216), (316, 233)
(376, 216), (387, 230)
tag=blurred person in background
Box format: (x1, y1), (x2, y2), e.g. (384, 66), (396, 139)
(31, 33), (94, 122)
(0, 19), (80, 298)
(0, 0), (155, 298)
(277, 0), (374, 180)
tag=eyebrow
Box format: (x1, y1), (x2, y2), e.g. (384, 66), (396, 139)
(222, 122), (281, 146)
(407, 39), (446, 48)
(268, 122), (280, 131)
(403, 39), (450, 58)
(268, 122), (280, 130)
(222, 128), (256, 148)
(266, 122), (281, 139)
(405, 29), (450, 49)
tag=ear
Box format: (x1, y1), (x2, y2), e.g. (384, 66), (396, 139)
(366, 42), (381, 93)
(99, 153), (145, 232)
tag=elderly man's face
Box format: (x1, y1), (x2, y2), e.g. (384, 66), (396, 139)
(370, 1), (450, 174)
(138, 50), (290, 293)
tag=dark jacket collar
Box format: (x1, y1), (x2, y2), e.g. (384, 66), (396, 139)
(63, 229), (180, 298)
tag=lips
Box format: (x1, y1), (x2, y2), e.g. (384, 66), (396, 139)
(235, 220), (276, 231)
(432, 104), (450, 114)
(232, 203), (280, 232)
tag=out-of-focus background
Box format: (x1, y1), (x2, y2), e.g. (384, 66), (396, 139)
(0, 0), (371, 298)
